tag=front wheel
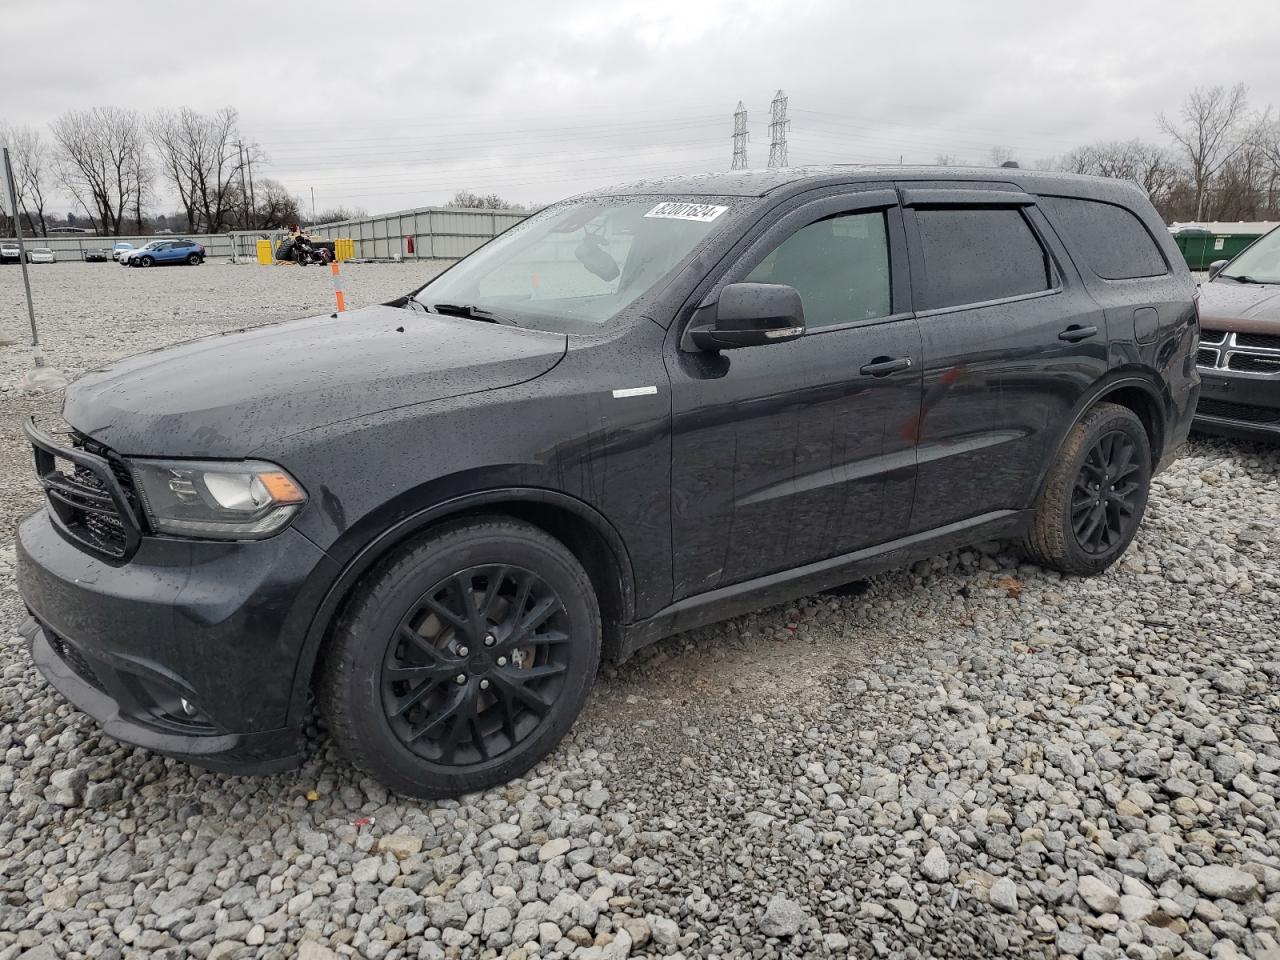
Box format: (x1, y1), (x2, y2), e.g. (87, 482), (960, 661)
(136, 256), (154, 268)
(317, 517), (602, 799)
(1023, 402), (1151, 576)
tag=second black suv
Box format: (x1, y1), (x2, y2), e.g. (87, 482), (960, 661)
(17, 167), (1198, 798)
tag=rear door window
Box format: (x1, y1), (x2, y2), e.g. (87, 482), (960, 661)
(1040, 196), (1167, 280)
(913, 207), (1051, 310)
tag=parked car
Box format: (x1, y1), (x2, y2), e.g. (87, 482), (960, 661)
(111, 242), (134, 261)
(0, 241), (20, 264)
(83, 247), (112, 262)
(25, 247), (56, 264)
(126, 238), (205, 267)
(17, 168), (1198, 798)
(1194, 224), (1280, 438)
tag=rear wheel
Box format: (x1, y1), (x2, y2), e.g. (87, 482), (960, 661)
(317, 517), (601, 798)
(1023, 402), (1151, 575)
(186, 253), (202, 265)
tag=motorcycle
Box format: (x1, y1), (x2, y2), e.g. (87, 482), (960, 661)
(275, 236), (334, 266)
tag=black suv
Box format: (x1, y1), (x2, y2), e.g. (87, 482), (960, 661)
(17, 168), (1199, 798)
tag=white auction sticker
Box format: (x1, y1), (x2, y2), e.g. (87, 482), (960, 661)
(644, 202), (728, 222)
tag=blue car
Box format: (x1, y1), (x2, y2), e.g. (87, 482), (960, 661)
(126, 238), (205, 267)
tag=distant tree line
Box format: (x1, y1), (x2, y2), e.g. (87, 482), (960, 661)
(937, 84), (1280, 223)
(0, 106), (306, 237)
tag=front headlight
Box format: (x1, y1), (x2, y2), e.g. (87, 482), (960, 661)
(129, 459), (307, 540)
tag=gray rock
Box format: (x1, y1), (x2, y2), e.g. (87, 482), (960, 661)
(989, 877), (1018, 913)
(1188, 865), (1259, 902)
(44, 768), (87, 806)
(1078, 875), (1120, 914)
(920, 846), (949, 883)
(759, 895), (807, 936)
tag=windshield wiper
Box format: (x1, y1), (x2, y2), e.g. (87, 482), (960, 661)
(426, 302), (514, 324)
(1219, 273), (1262, 284)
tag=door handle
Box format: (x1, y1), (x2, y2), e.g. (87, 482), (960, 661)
(1058, 324), (1098, 343)
(859, 356), (913, 377)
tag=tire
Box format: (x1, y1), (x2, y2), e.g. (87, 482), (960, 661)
(1023, 402), (1151, 576)
(317, 517), (602, 799)
(137, 256), (154, 268)
(186, 253), (202, 265)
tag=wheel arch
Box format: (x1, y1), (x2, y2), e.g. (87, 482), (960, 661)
(1028, 370), (1169, 507)
(286, 488), (635, 725)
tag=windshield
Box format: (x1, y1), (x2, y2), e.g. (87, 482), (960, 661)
(1219, 228), (1280, 283)
(413, 197), (740, 330)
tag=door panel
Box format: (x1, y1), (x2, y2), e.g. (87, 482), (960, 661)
(668, 190), (922, 598)
(902, 197), (1108, 531)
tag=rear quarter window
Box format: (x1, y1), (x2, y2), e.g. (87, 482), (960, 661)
(1040, 195), (1167, 280)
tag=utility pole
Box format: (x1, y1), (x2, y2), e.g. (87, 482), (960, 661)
(236, 140), (251, 229)
(731, 101), (749, 170)
(310, 187), (317, 226)
(245, 143), (256, 225)
(3, 146), (65, 391)
(767, 89), (790, 168)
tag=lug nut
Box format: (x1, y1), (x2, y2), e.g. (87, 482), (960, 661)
(483, 633), (496, 646)
(479, 679), (490, 690)
(457, 645), (469, 656)
(497, 656), (508, 667)
(455, 674), (466, 685)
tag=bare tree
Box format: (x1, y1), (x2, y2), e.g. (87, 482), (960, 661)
(0, 123), (52, 236)
(1159, 84), (1249, 220)
(51, 107), (149, 235)
(447, 189), (525, 211)
(987, 145), (1017, 168)
(149, 106), (246, 233)
(253, 178), (302, 230)
(1060, 139), (1178, 203)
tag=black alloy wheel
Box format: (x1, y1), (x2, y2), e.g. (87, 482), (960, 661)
(1023, 402), (1151, 576)
(1071, 430), (1143, 555)
(381, 565), (572, 766)
(317, 517), (601, 799)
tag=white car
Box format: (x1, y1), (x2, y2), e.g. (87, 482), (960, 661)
(119, 240), (162, 266)
(111, 242), (134, 262)
(25, 248), (56, 264)
(0, 241), (20, 264)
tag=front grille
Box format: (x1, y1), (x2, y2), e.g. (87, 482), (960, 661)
(1228, 354), (1280, 373)
(1236, 331), (1280, 350)
(1198, 399), (1280, 424)
(1197, 347), (1219, 368)
(45, 628), (107, 693)
(1200, 328), (1228, 346)
(27, 419), (143, 562)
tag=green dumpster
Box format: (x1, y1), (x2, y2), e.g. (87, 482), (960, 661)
(1172, 224), (1272, 271)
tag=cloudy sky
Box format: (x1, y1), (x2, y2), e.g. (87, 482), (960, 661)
(3, 0), (1278, 217)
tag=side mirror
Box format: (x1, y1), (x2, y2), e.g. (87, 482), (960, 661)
(1208, 259), (1229, 280)
(689, 282), (805, 351)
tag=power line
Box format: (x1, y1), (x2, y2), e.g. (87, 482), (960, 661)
(767, 90), (790, 168)
(731, 101), (749, 170)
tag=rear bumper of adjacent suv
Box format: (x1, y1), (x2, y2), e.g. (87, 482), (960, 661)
(17, 507), (333, 773)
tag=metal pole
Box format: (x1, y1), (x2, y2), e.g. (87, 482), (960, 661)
(2, 147), (42, 363)
(311, 187), (317, 227)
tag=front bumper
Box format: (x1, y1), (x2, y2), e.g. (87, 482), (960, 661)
(1194, 370), (1280, 440)
(17, 507), (337, 773)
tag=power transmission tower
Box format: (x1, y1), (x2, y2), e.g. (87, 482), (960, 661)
(767, 89), (790, 168)
(731, 101), (749, 170)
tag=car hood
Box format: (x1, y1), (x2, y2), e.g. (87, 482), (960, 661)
(1199, 280), (1280, 334)
(63, 305), (567, 457)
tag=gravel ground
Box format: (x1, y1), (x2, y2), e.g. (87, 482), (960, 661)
(0, 261), (1277, 960)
